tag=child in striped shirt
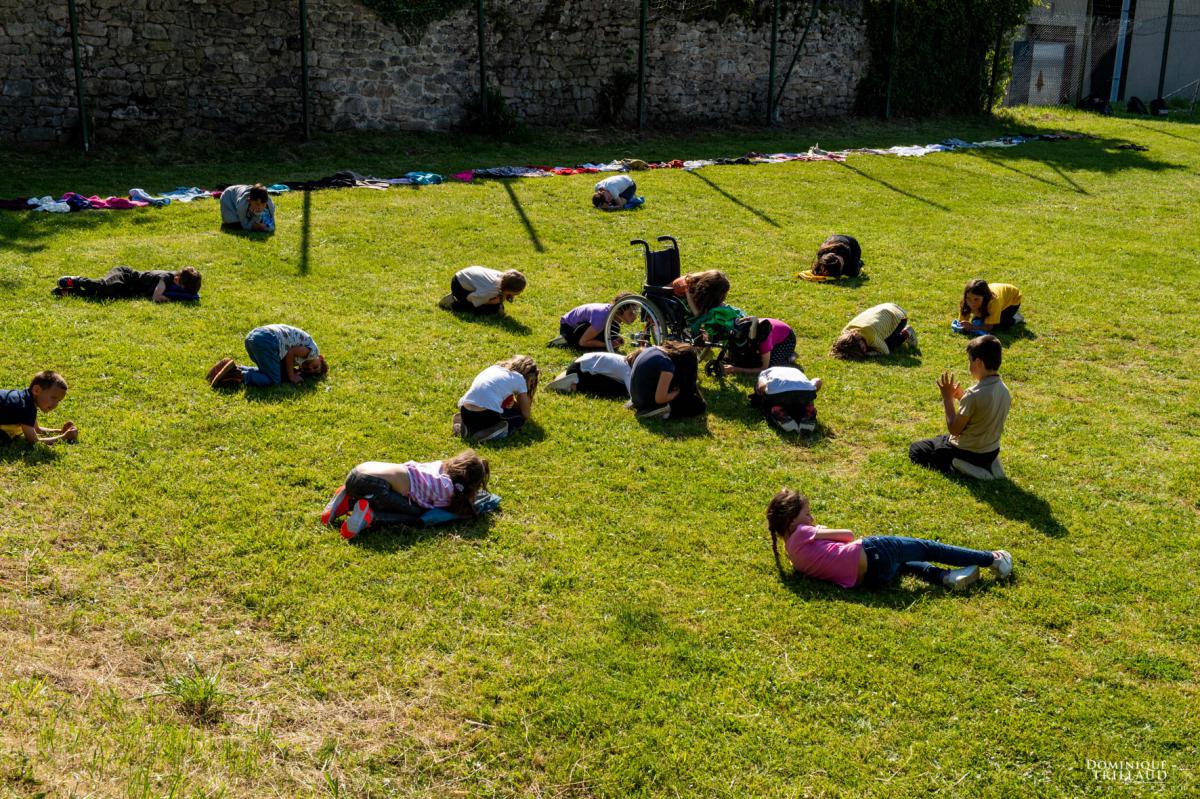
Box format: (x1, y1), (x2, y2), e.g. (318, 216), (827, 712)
(322, 450), (490, 539)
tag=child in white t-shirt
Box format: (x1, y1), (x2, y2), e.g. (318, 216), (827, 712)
(752, 366), (823, 433)
(453, 355), (539, 442)
(440, 266), (527, 315)
(592, 174), (636, 210)
(545, 352), (631, 398)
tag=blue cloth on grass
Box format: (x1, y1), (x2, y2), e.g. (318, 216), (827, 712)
(420, 490), (501, 526)
(404, 171), (444, 185)
(950, 319), (986, 337)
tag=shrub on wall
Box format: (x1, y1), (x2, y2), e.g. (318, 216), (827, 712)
(856, 0), (1032, 116)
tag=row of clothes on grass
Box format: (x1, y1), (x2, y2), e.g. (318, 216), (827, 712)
(1, 132), (1091, 214)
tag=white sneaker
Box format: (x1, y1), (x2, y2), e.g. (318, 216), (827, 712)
(942, 566), (980, 591)
(451, 412), (464, 438)
(952, 458), (995, 481)
(990, 550), (1013, 579)
(636, 405), (671, 420)
(545, 371), (580, 393)
(471, 422), (509, 442)
(904, 325), (917, 350)
(1011, 311), (1025, 326)
(990, 458), (1006, 480)
(547, 335), (569, 348)
(438, 293), (455, 310)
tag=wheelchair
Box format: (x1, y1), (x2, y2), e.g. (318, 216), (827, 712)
(601, 236), (735, 377)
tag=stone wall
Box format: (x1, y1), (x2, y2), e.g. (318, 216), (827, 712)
(0, 0), (868, 146)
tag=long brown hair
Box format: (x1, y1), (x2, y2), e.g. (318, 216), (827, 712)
(683, 270), (730, 316)
(498, 354), (538, 398)
(443, 449), (489, 517)
(812, 238), (849, 277)
(960, 279), (994, 319)
(766, 488), (807, 577)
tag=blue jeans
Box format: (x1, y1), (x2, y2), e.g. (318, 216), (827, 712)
(861, 536), (995, 588)
(240, 328), (282, 387)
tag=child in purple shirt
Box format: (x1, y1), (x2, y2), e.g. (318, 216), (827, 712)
(556, 293), (639, 349)
(766, 489), (1013, 591)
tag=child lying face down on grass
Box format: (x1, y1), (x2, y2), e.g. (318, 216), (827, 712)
(957, 280), (1024, 334)
(0, 371), (77, 446)
(545, 352), (631, 398)
(322, 450), (490, 539)
(723, 317), (797, 376)
(440, 266), (527, 315)
(830, 303), (917, 359)
(554, 293), (639, 350)
(208, 324), (326, 389)
(625, 341), (706, 420)
(592, 174), (637, 210)
(767, 488), (1013, 591)
(454, 355), (539, 442)
(751, 366), (823, 433)
(54, 266), (202, 302)
(220, 184), (275, 232)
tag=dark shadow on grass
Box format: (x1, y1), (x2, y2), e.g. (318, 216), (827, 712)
(778, 569), (1011, 608)
(834, 160), (950, 211)
(502, 181), (546, 253)
(958, 476), (1067, 538)
(965, 150), (1088, 194)
(686, 169), (781, 227)
(802, 273), (870, 289)
(351, 513), (495, 553)
(637, 413), (710, 438)
(0, 211), (112, 255)
(239, 380), (321, 403)
(0, 442), (62, 464)
(470, 420), (546, 449)
(220, 224), (273, 242)
(994, 324), (1038, 344)
(1116, 119), (1200, 144)
(298, 190), (311, 276)
(447, 309), (532, 336)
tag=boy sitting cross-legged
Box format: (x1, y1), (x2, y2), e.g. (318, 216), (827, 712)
(909, 335), (1010, 480)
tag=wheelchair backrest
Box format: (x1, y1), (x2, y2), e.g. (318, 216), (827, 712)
(646, 247), (681, 286)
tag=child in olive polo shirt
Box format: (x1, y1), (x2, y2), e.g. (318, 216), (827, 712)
(909, 335), (1010, 480)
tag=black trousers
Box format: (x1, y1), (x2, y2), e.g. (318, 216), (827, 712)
(995, 304), (1021, 330)
(74, 266), (162, 299)
(344, 469), (425, 527)
(450, 276), (501, 315)
(908, 434), (998, 473)
(883, 317), (909, 353)
(460, 405), (525, 436)
(566, 362), (628, 398)
(762, 389), (817, 420)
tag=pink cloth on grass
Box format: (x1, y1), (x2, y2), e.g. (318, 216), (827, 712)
(85, 195), (147, 209)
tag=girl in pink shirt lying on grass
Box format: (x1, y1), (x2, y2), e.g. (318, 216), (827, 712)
(766, 488), (1013, 591)
(322, 450), (489, 539)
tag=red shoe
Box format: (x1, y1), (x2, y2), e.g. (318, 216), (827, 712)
(320, 485), (350, 526)
(340, 499), (374, 539)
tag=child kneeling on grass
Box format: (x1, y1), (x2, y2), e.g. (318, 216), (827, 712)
(800, 234), (864, 281)
(625, 341), (706, 420)
(909, 334), (1010, 480)
(0, 371), (77, 446)
(208, 324), (326, 389)
(830, 302), (916, 359)
(220, 184), (275, 232)
(592, 174), (637, 210)
(724, 317), (796, 376)
(54, 266), (201, 302)
(767, 488), (1013, 591)
(751, 366), (822, 433)
(956, 279), (1024, 334)
(323, 450), (490, 539)
(439, 266), (526, 315)
(454, 355), (539, 442)
(546, 352), (631, 398)
(553, 293), (638, 349)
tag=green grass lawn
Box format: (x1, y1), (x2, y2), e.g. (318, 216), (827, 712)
(1, 107), (1198, 798)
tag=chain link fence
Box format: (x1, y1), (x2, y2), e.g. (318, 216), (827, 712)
(1004, 0), (1200, 108)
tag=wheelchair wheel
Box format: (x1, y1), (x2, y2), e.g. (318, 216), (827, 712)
(604, 294), (665, 353)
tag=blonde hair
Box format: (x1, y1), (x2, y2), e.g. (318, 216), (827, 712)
(498, 354), (538, 397)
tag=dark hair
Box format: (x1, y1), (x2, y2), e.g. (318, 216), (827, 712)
(178, 267), (202, 293)
(766, 488), (808, 576)
(960, 279), (994, 320)
(500, 271), (526, 295)
(443, 449), (489, 518)
(592, 192), (606, 208)
(967, 334), (1003, 371)
(830, 329), (870, 360)
(30, 370), (68, 391)
(247, 184), (270, 204)
(813, 236), (862, 278)
(813, 251), (845, 278)
(611, 291), (636, 305)
(498, 354), (538, 397)
(306, 355), (329, 379)
(683, 270), (730, 316)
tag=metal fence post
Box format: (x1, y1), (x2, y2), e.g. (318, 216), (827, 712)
(1156, 0), (1176, 99)
(300, 0), (310, 140)
(885, 0), (898, 119)
(477, 0), (488, 119)
(637, 0), (647, 130)
(68, 0), (90, 152)
(1109, 0), (1132, 103)
(767, 0), (779, 125)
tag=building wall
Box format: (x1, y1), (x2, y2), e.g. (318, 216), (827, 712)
(0, 0), (869, 146)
